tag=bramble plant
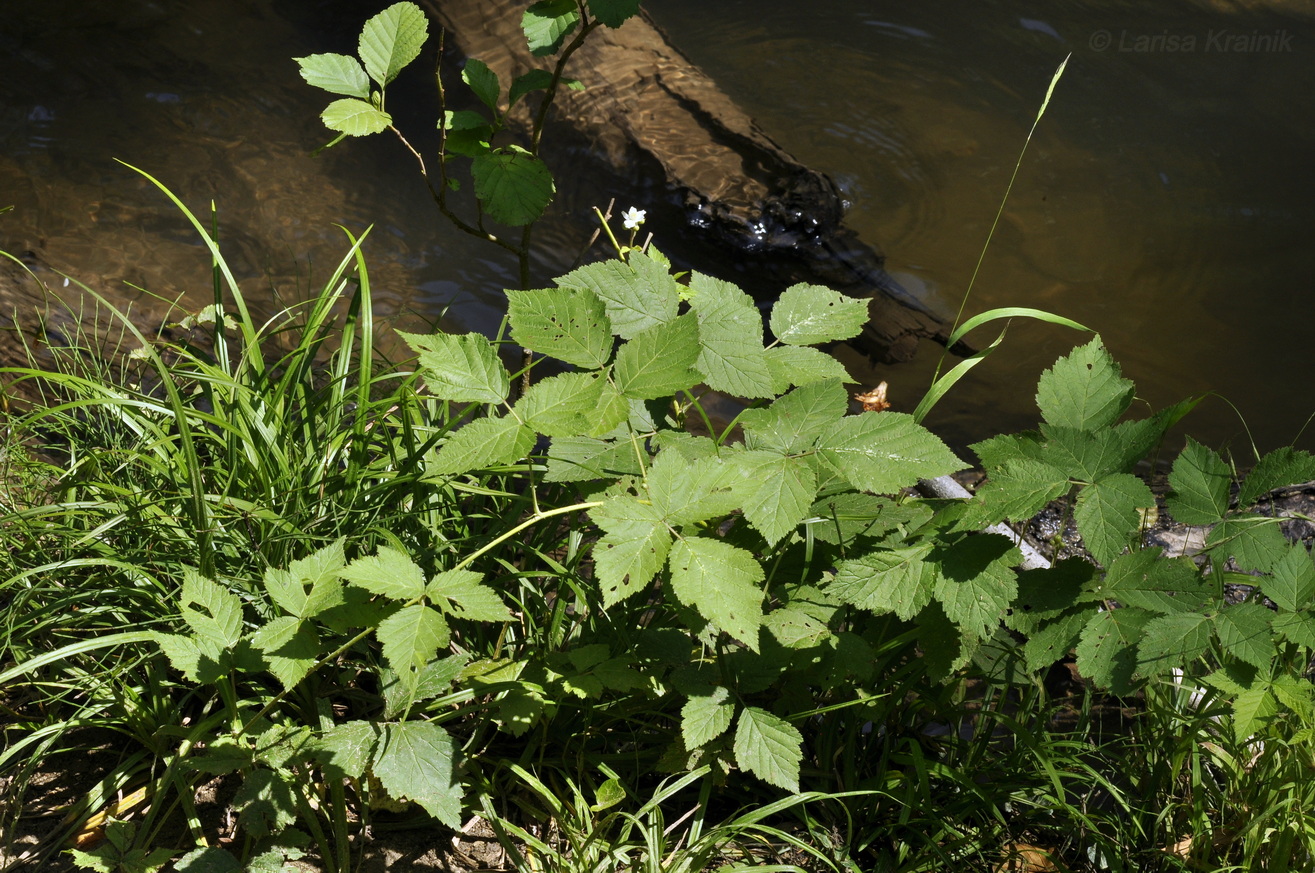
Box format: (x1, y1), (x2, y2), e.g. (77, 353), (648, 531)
(6, 2), (1315, 871)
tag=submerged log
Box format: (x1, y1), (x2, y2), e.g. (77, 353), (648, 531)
(421, 3), (964, 363)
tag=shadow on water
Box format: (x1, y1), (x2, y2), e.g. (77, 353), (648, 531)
(2, 0), (1314, 457)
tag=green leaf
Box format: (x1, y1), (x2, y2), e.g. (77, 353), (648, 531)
(509, 69), (555, 107)
(1092, 549), (1209, 614)
(507, 286), (612, 369)
(1273, 610), (1315, 648)
(1008, 558), (1096, 631)
(958, 458), (1070, 528)
(295, 53), (369, 99)
(769, 283), (870, 346)
(587, 0), (642, 27)
(736, 452), (817, 545)
(1205, 515), (1288, 573)
(1266, 545), (1315, 612)
(398, 330), (509, 403)
(916, 601), (980, 682)
(358, 1), (428, 87)
(741, 379), (847, 455)
(235, 769), (298, 838)
(817, 412), (964, 494)
(1136, 611), (1213, 678)
(461, 58), (500, 110)
(248, 617), (319, 691)
(733, 706), (803, 792)
(439, 109), (493, 157)
(681, 686), (735, 748)
(381, 654), (468, 719)
(338, 546), (426, 601)
(808, 493), (931, 546)
(764, 604), (832, 649)
(180, 569), (243, 649)
(313, 720), (378, 781)
(1072, 472), (1156, 566)
(763, 344), (851, 391)
(1238, 446), (1315, 506)
(1035, 335), (1133, 430)
(377, 604), (451, 689)
(670, 538), (765, 651)
(321, 98), (392, 136)
(471, 146), (555, 226)
(932, 534), (1019, 639)
(426, 570), (512, 622)
(689, 273), (774, 398)
(832, 543), (937, 621)
(153, 632), (225, 685)
(523, 0), (580, 56)
(372, 721), (462, 827)
(613, 313), (702, 399)
(430, 415), (535, 476)
(264, 539), (346, 619)
(648, 450), (747, 527)
(1076, 607), (1153, 694)
(1041, 423), (1149, 482)
(174, 847), (243, 873)
(557, 251), (680, 339)
(1166, 437), (1231, 525)
(590, 497), (672, 607)
(545, 435), (643, 482)
(1023, 610), (1089, 673)
(514, 372), (607, 437)
(1228, 683), (1278, 744)
(1212, 602), (1275, 670)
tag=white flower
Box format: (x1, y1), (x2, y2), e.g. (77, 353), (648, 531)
(621, 207), (646, 231)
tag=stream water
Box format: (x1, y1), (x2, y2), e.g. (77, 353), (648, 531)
(3, 0), (1314, 456)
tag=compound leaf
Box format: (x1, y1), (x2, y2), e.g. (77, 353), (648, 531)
(1073, 473), (1156, 567)
(817, 412), (963, 494)
(557, 250), (680, 339)
(426, 570), (512, 623)
(398, 330), (509, 404)
(1035, 335), (1133, 430)
(670, 538), (765, 651)
(376, 604), (450, 687)
(831, 543), (937, 621)
(1076, 607), (1152, 695)
(681, 686), (735, 749)
(1136, 611), (1214, 679)
(733, 706), (802, 792)
(769, 283), (870, 346)
(430, 415), (535, 477)
(1212, 602), (1275, 670)
(338, 546), (426, 601)
(613, 313), (701, 399)
(590, 497), (672, 607)
(1166, 437), (1231, 525)
(1266, 545), (1315, 612)
(507, 287), (612, 369)
(372, 721), (462, 827)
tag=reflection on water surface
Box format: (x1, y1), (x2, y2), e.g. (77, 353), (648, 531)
(2, 0), (1313, 456)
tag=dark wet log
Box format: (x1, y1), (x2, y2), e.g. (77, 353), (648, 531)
(421, 3), (962, 363)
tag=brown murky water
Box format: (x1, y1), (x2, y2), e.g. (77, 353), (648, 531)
(646, 0), (1315, 456)
(3, 0), (1313, 456)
